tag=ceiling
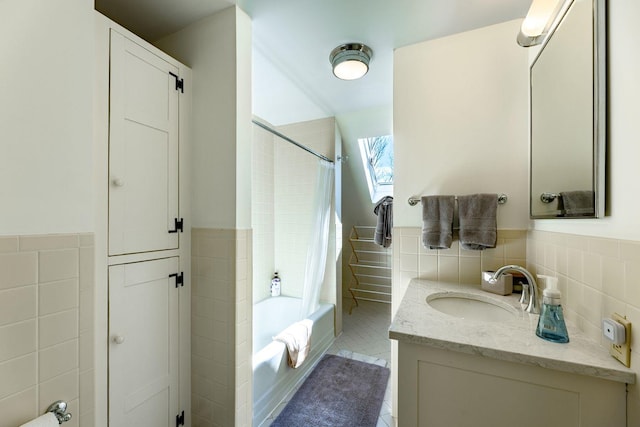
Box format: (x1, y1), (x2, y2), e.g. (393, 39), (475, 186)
(95, 0), (531, 135)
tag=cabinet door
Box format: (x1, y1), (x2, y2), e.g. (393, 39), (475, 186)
(109, 257), (180, 427)
(109, 30), (180, 255)
(397, 342), (626, 427)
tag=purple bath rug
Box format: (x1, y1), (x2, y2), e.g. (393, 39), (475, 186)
(270, 354), (390, 427)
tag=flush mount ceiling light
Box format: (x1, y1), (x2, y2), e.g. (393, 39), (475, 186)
(329, 43), (373, 80)
(517, 0), (565, 47)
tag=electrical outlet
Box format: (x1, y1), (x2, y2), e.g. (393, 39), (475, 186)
(609, 313), (632, 368)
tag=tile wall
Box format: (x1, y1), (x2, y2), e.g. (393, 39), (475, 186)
(0, 234), (94, 427)
(274, 119), (335, 301)
(526, 230), (640, 422)
(234, 229), (252, 426)
(252, 117), (337, 306)
(392, 228), (527, 312)
(251, 124), (275, 304)
(273, 138), (318, 298)
(191, 228), (252, 427)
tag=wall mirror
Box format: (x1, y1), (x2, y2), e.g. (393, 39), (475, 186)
(529, 0), (606, 218)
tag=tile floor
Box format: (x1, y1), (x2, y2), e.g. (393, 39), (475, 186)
(263, 300), (393, 426)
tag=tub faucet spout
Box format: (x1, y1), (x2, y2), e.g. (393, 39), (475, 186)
(489, 265), (540, 314)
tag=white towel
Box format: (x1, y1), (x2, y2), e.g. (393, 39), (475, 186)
(273, 319), (313, 369)
(20, 413), (59, 427)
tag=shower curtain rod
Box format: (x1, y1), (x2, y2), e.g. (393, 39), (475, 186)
(252, 119), (334, 164)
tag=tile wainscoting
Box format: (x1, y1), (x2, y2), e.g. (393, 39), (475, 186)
(0, 233), (94, 427)
(191, 228), (252, 427)
(392, 228), (527, 313)
(527, 229), (640, 423)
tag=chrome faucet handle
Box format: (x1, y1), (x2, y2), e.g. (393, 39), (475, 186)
(525, 287), (541, 314)
(519, 283), (529, 305)
(490, 265), (540, 315)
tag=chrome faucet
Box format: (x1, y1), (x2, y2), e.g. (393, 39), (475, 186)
(489, 265), (540, 314)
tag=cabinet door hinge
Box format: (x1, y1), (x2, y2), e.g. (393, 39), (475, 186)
(169, 218), (184, 233)
(169, 72), (184, 93)
(176, 410), (185, 427)
(169, 272), (184, 288)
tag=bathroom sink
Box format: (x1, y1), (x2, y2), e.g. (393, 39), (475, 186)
(426, 292), (518, 322)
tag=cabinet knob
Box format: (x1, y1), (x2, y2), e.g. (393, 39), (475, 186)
(112, 335), (125, 344)
(112, 178), (125, 187)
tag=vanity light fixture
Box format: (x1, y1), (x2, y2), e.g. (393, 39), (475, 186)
(517, 0), (566, 47)
(329, 43), (373, 80)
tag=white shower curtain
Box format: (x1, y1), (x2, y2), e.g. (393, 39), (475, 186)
(300, 159), (334, 318)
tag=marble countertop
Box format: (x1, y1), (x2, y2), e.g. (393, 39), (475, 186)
(389, 278), (635, 384)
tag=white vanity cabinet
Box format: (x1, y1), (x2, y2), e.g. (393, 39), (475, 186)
(397, 342), (626, 427)
(390, 279), (634, 427)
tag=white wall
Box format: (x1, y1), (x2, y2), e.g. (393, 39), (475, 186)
(394, 19), (529, 230)
(252, 46), (330, 126)
(155, 6), (253, 229)
(235, 10), (253, 229)
(531, 0), (640, 241)
(0, 0), (94, 235)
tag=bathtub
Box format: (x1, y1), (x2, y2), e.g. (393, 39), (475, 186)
(252, 296), (335, 426)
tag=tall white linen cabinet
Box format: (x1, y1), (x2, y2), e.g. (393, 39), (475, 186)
(95, 14), (192, 427)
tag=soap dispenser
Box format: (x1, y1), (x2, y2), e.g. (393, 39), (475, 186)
(536, 275), (569, 343)
(271, 272), (281, 297)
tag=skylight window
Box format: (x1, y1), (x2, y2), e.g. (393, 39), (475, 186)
(358, 135), (394, 203)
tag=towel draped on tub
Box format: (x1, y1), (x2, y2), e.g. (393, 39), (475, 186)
(273, 319), (314, 369)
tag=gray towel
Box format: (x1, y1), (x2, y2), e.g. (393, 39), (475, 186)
(560, 191), (594, 216)
(421, 195), (455, 249)
(374, 196), (393, 248)
(458, 194), (497, 251)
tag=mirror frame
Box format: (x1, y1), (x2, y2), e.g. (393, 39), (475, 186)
(529, 0), (606, 219)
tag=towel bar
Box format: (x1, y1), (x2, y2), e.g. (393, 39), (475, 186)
(46, 400), (72, 424)
(407, 193), (508, 206)
(540, 192), (559, 203)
